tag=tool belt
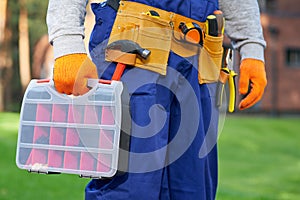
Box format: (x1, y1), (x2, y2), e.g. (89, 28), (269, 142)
(106, 0), (224, 84)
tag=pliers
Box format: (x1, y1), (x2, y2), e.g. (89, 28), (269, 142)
(216, 48), (237, 112)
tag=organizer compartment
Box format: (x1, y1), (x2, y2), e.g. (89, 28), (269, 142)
(16, 79), (123, 178)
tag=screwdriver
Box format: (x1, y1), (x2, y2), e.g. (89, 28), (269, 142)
(213, 10), (225, 36)
(205, 15), (218, 37)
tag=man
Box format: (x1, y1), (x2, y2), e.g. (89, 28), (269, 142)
(47, 0), (267, 199)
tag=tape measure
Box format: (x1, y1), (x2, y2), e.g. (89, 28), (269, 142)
(179, 22), (204, 45)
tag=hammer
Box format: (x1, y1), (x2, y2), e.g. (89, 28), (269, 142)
(106, 40), (151, 81)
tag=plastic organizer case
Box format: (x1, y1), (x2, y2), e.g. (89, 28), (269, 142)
(16, 79), (123, 178)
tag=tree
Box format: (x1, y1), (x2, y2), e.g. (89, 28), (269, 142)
(0, 0), (7, 111)
(0, 0), (7, 43)
(0, 0), (13, 111)
(19, 0), (31, 92)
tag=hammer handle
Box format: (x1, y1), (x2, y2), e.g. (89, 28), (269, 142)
(112, 63), (126, 81)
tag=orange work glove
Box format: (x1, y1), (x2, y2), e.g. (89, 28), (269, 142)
(238, 58), (267, 110)
(53, 53), (98, 95)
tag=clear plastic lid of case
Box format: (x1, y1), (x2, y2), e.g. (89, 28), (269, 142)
(16, 79), (123, 178)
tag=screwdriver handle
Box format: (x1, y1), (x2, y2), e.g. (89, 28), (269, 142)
(213, 10), (225, 36)
(206, 15), (218, 37)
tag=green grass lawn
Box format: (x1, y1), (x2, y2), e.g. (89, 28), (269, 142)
(217, 114), (300, 200)
(1, 112), (300, 199)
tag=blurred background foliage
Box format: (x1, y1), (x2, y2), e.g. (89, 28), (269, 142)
(1, 0), (48, 112)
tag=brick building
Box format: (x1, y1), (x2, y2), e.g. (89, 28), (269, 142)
(258, 0), (300, 113)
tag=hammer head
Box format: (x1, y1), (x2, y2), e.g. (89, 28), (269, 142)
(106, 40), (151, 60)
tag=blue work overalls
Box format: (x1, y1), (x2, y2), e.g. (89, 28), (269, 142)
(86, 0), (219, 199)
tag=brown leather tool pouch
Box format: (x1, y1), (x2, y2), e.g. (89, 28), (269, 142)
(198, 34), (224, 83)
(106, 1), (224, 83)
(106, 1), (172, 75)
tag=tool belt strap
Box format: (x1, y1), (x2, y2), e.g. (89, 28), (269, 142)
(106, 0), (224, 83)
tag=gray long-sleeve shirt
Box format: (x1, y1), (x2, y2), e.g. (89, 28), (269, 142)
(47, 0), (266, 62)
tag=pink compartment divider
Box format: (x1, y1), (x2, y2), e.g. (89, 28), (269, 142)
(30, 148), (48, 165)
(48, 127), (65, 167)
(64, 151), (80, 169)
(79, 105), (101, 171)
(99, 106), (114, 149)
(68, 105), (84, 124)
(99, 130), (114, 149)
(48, 150), (64, 168)
(29, 103), (52, 165)
(79, 105), (99, 170)
(64, 128), (80, 169)
(101, 106), (115, 125)
(96, 106), (115, 172)
(48, 105), (68, 168)
(27, 127), (49, 165)
(52, 104), (68, 122)
(80, 153), (95, 171)
(96, 154), (112, 173)
(84, 105), (99, 124)
(63, 105), (82, 169)
(35, 104), (52, 122)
